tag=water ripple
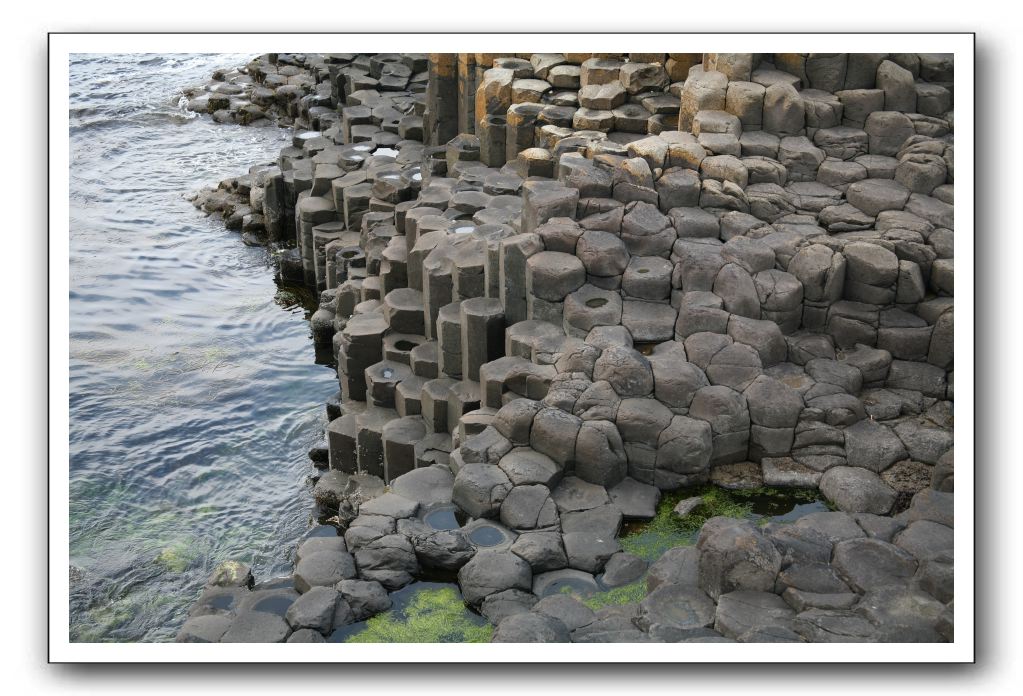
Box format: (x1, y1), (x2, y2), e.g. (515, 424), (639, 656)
(69, 53), (318, 643)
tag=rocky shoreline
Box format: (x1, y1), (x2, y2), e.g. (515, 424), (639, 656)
(181, 51), (954, 644)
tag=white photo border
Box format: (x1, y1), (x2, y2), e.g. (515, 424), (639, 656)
(50, 31), (974, 664)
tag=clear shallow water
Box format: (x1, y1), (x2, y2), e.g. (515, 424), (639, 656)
(69, 53), (332, 642)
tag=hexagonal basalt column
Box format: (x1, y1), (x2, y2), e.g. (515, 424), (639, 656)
(563, 284), (623, 338)
(383, 416), (428, 482)
(526, 251), (586, 326)
(447, 380), (482, 436)
(327, 413), (359, 473)
(500, 233), (544, 325)
(622, 256), (673, 301)
(422, 377), (458, 433)
(339, 312), (388, 401)
(382, 333), (424, 367)
(365, 360), (413, 408)
(522, 184), (580, 236)
(382, 288), (425, 335)
(409, 340), (440, 379)
(436, 301), (464, 378)
(459, 297), (506, 382)
(505, 103), (544, 161)
(356, 406), (399, 478)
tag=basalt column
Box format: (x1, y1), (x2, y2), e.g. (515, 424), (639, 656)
(458, 53), (479, 136)
(425, 53), (459, 146)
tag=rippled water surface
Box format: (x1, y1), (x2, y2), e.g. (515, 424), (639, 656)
(69, 54), (332, 642)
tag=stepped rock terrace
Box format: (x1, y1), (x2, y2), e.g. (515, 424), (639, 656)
(182, 50), (955, 644)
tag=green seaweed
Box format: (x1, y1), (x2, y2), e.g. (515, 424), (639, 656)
(73, 589), (178, 643)
(155, 540), (198, 573)
(345, 586), (491, 643)
(618, 485), (827, 562)
(618, 485), (753, 561)
(581, 579), (647, 610)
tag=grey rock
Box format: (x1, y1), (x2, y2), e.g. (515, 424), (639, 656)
(744, 375), (803, 428)
(510, 531), (568, 573)
(479, 588), (539, 624)
(561, 504), (623, 538)
(359, 492), (419, 519)
(647, 546), (701, 592)
(285, 586), (340, 633)
(452, 463), (512, 518)
(492, 612), (570, 642)
(696, 517), (782, 600)
(295, 535), (347, 564)
(857, 585), (945, 641)
(844, 419), (907, 473)
(600, 552), (648, 588)
(655, 415), (715, 483)
(893, 419), (954, 465)
(820, 466), (897, 515)
(899, 488), (954, 527)
(286, 628), (326, 643)
(793, 609), (876, 642)
(551, 476), (610, 513)
(336, 579), (391, 621)
(608, 477), (661, 520)
(781, 588), (859, 613)
(353, 534), (419, 590)
(853, 513), (906, 542)
(777, 562), (851, 595)
(530, 407), (582, 468)
(412, 528), (476, 571)
(574, 419), (628, 487)
(458, 549), (533, 607)
(532, 594), (596, 631)
(832, 537), (918, 593)
(498, 447), (563, 488)
(563, 531), (621, 573)
(636, 582), (717, 631)
(294, 550), (357, 593)
(220, 610), (291, 643)
(390, 465), (455, 505)
(894, 520), (954, 562)
(714, 590), (796, 640)
(794, 511), (866, 545)
(176, 615), (231, 643)
(500, 484), (559, 530)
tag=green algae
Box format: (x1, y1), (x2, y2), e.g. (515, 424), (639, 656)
(582, 579), (647, 610)
(618, 485), (826, 562)
(618, 485), (752, 561)
(562, 486), (829, 610)
(155, 540), (198, 573)
(344, 586), (491, 643)
(72, 591), (177, 643)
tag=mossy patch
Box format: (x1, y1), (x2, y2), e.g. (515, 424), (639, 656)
(344, 586), (491, 643)
(581, 579), (647, 610)
(619, 485), (752, 561)
(618, 485), (825, 562)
